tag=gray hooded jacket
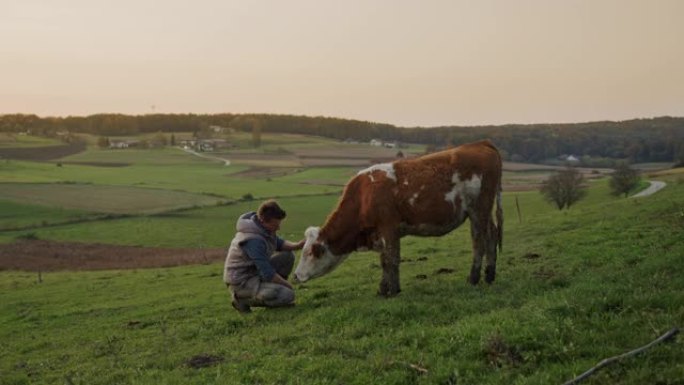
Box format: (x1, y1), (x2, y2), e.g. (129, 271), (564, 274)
(223, 212), (283, 285)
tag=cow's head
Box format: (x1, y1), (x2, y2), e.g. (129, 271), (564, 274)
(293, 226), (349, 282)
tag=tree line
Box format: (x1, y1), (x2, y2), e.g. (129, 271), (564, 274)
(1, 113), (683, 165)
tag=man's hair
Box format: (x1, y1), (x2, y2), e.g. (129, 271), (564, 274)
(257, 199), (287, 222)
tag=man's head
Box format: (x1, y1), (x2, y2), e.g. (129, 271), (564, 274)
(257, 199), (286, 233)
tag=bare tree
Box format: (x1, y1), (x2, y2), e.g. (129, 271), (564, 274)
(540, 166), (587, 210)
(609, 162), (640, 197)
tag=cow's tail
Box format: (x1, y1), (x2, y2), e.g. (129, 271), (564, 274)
(495, 148), (503, 252)
(496, 181), (503, 252)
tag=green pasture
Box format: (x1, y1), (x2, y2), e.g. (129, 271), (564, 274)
(0, 194), (340, 247)
(0, 134), (62, 148)
(60, 147), (210, 166)
(0, 177), (635, 247)
(0, 200), (98, 231)
(0, 160), (342, 200)
(1, 174), (683, 384)
(0, 183), (225, 215)
(275, 167), (358, 185)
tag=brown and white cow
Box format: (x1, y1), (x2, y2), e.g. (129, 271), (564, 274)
(294, 140), (503, 297)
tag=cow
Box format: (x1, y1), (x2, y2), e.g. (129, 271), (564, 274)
(293, 140), (503, 297)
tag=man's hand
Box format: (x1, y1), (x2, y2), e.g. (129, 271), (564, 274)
(272, 273), (294, 290)
(293, 239), (305, 250)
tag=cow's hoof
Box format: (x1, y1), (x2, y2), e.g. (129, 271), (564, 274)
(377, 289), (400, 298)
(468, 273), (481, 285)
(485, 266), (496, 284)
(377, 282), (401, 297)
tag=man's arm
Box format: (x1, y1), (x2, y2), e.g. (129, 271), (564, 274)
(242, 239), (295, 290)
(241, 239), (277, 282)
(280, 239), (305, 251)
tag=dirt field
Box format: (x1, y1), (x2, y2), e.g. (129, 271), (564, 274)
(0, 142), (86, 161)
(0, 240), (225, 272)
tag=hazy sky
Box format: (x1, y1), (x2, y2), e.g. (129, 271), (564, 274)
(2, 0), (683, 127)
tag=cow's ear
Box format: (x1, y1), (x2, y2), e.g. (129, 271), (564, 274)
(312, 243), (325, 258)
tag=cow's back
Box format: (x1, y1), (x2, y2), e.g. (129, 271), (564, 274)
(388, 140), (500, 233)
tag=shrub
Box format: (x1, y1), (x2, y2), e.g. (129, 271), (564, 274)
(539, 167), (587, 210)
(609, 162), (640, 197)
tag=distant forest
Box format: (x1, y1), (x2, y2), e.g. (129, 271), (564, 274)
(2, 113), (684, 165)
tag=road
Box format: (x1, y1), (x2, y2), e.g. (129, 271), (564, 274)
(180, 147), (231, 165)
(631, 181), (666, 198)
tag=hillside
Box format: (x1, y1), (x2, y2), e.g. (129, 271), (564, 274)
(1, 171), (682, 384)
(2, 114), (684, 165)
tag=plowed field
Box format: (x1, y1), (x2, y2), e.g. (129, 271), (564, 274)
(0, 240), (225, 271)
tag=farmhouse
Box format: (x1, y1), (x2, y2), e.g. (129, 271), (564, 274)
(109, 139), (140, 149)
(559, 154), (580, 163)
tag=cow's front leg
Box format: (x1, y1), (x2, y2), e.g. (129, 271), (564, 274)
(378, 234), (401, 297)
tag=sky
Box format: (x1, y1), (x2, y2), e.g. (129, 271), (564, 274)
(2, 0), (683, 127)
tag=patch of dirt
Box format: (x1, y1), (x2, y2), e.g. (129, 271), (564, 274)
(522, 252), (541, 259)
(299, 158), (371, 167)
(434, 268), (455, 275)
(415, 274), (428, 280)
(185, 354), (224, 369)
(483, 333), (524, 368)
(0, 240), (225, 271)
(297, 179), (346, 186)
(229, 166), (299, 179)
(59, 161), (130, 167)
(533, 266), (557, 280)
(0, 142), (86, 161)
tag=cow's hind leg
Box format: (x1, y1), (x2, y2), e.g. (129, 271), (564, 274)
(468, 217), (486, 285)
(484, 221), (498, 284)
(378, 233), (401, 297)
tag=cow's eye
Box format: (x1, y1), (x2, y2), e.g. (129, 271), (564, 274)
(312, 243), (325, 258)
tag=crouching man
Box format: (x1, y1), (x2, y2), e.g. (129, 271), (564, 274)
(223, 199), (305, 313)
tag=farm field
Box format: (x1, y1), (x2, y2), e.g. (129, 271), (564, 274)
(0, 200), (97, 231)
(0, 134), (62, 148)
(0, 183), (225, 215)
(0, 134), (682, 384)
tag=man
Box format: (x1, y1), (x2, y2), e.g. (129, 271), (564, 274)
(223, 199), (305, 313)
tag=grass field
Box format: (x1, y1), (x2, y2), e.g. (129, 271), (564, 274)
(0, 183), (226, 215)
(1, 135), (682, 384)
(0, 134), (62, 148)
(0, 200), (97, 231)
(0, 194), (340, 247)
(1, 178), (683, 384)
(0, 159), (342, 200)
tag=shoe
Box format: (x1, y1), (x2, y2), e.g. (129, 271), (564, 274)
(231, 292), (251, 314)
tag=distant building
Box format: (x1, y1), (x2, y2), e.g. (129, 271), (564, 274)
(370, 139), (383, 147)
(558, 154), (580, 163)
(195, 139), (232, 152)
(109, 139), (140, 149)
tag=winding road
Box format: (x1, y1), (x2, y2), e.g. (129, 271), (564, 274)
(180, 147), (231, 166)
(632, 181), (666, 198)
